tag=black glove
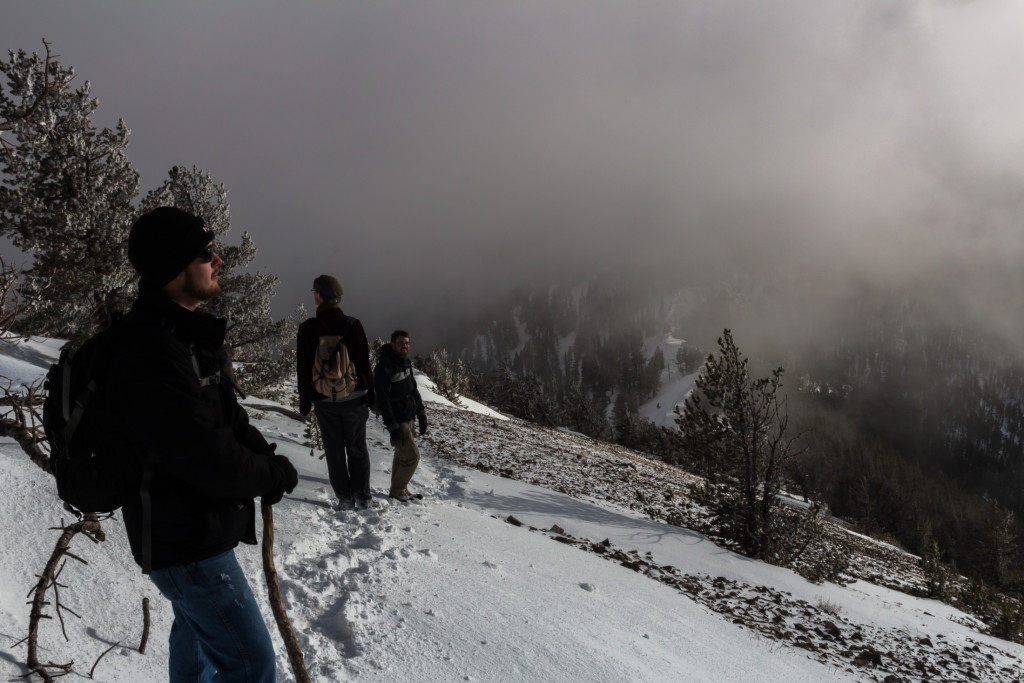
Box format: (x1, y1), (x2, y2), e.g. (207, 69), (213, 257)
(417, 411), (428, 436)
(388, 426), (404, 447)
(263, 454), (298, 506)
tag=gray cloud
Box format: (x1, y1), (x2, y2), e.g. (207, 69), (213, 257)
(4, 1), (1024, 348)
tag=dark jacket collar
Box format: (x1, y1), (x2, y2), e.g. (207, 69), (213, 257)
(132, 285), (227, 349)
(378, 342), (406, 366)
(316, 301), (340, 315)
(315, 303), (349, 321)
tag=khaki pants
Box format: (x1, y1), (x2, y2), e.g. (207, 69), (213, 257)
(390, 420), (420, 495)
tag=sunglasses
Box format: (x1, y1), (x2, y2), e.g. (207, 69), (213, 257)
(195, 247), (216, 263)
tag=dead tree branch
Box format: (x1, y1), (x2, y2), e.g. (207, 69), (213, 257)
(241, 402), (304, 422)
(261, 504), (311, 682)
(0, 377), (49, 471)
(25, 514), (109, 682)
(89, 641), (119, 679)
(138, 598), (150, 654)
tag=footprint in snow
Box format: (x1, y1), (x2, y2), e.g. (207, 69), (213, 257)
(318, 548), (360, 573)
(384, 547), (414, 560)
(349, 530), (384, 551)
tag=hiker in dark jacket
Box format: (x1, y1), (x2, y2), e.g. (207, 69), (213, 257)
(109, 206), (298, 683)
(373, 329), (427, 501)
(296, 275), (375, 509)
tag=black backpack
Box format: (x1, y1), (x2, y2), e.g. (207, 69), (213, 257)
(42, 320), (128, 515)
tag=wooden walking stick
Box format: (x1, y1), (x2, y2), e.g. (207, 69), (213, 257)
(261, 504), (311, 683)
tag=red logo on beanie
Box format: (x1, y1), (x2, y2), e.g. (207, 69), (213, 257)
(202, 225), (211, 233)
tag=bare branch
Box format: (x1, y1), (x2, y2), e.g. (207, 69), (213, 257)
(0, 377), (49, 471)
(89, 641), (119, 679)
(138, 598), (150, 654)
(24, 513), (114, 681)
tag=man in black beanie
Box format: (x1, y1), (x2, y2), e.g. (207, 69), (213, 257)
(107, 205), (297, 682)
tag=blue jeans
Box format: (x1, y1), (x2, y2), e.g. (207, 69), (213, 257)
(149, 550), (276, 683)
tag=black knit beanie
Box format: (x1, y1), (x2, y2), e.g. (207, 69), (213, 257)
(128, 207), (214, 288)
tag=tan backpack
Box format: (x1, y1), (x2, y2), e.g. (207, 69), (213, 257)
(313, 318), (358, 399)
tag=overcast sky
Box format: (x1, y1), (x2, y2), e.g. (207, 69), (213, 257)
(4, 1), (1024, 348)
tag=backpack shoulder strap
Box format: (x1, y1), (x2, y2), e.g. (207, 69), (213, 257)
(188, 343), (221, 388)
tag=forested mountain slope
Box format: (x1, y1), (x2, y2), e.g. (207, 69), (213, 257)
(435, 275), (1024, 593)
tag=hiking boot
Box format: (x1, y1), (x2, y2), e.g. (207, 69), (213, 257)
(389, 489), (423, 502)
(332, 498), (355, 511)
(354, 496), (377, 510)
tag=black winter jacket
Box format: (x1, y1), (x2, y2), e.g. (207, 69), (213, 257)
(296, 305), (374, 416)
(373, 342), (425, 428)
(107, 288), (276, 572)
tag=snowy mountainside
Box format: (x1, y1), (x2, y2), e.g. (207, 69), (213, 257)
(0, 337), (1021, 681)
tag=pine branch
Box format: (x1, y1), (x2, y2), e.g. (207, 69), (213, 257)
(0, 40), (59, 134)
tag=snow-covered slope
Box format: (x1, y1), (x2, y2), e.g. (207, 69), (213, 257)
(0, 337), (1021, 681)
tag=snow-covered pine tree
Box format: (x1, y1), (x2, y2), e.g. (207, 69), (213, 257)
(0, 42), (139, 341)
(0, 255), (25, 346)
(140, 165), (297, 395)
(369, 336), (388, 376)
(415, 348), (478, 406)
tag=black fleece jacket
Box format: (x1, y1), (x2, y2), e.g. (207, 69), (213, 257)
(373, 342), (425, 428)
(295, 305), (374, 416)
(107, 288), (276, 571)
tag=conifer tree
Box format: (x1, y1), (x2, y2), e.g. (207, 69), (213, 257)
(0, 42), (139, 341)
(140, 165), (297, 394)
(559, 384), (612, 440)
(984, 502), (1019, 588)
(676, 328), (804, 560)
(488, 366), (556, 426)
(414, 348), (477, 406)
(1, 43), (294, 394)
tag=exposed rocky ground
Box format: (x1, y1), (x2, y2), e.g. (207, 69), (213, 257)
(421, 403), (1024, 683)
